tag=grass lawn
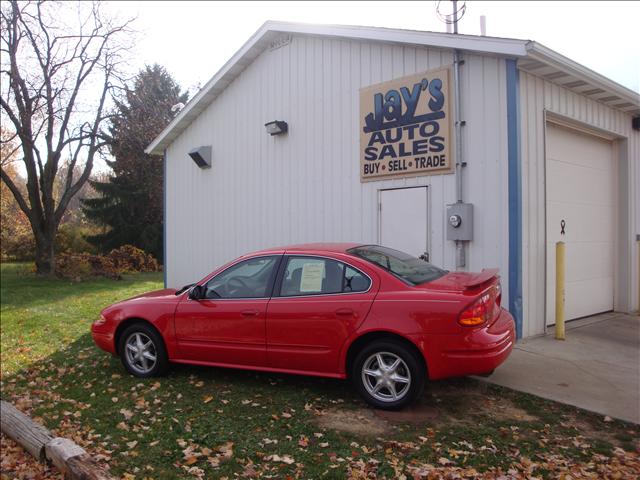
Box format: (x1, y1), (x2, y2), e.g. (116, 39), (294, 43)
(1, 262), (638, 479)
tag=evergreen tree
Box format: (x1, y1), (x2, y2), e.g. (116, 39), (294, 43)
(83, 65), (188, 260)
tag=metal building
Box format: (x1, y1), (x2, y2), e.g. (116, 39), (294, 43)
(146, 22), (640, 339)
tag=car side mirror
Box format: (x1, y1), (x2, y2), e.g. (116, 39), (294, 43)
(188, 285), (205, 300)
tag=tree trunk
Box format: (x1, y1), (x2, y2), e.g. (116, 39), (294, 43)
(34, 229), (55, 276)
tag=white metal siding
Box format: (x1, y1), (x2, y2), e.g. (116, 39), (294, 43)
(165, 35), (509, 295)
(519, 70), (640, 337)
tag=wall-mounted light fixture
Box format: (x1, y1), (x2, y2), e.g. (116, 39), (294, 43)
(264, 120), (288, 136)
(188, 145), (212, 169)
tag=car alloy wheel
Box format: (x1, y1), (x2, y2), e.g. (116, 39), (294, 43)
(118, 323), (169, 378)
(124, 332), (157, 375)
(352, 339), (426, 409)
(361, 351), (411, 402)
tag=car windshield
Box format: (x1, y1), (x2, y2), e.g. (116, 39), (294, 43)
(348, 245), (446, 286)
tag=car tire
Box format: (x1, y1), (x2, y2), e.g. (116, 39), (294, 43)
(118, 323), (169, 378)
(351, 339), (426, 410)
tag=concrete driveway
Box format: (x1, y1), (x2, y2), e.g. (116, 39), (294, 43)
(482, 312), (640, 424)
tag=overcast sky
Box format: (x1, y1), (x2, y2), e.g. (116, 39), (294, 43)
(104, 0), (640, 96)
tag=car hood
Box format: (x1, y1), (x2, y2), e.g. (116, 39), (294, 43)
(113, 288), (179, 306)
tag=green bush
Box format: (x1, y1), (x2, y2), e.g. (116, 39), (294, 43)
(55, 223), (99, 254)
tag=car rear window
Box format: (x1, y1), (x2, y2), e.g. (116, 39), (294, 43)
(348, 245), (446, 286)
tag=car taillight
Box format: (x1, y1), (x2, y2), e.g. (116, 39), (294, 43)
(458, 292), (491, 327)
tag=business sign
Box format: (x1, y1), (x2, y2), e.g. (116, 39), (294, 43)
(360, 66), (453, 181)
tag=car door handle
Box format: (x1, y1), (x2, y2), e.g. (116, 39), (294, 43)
(335, 308), (354, 316)
(240, 310), (260, 317)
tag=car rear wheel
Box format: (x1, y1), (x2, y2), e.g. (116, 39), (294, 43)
(118, 323), (169, 378)
(352, 339), (425, 410)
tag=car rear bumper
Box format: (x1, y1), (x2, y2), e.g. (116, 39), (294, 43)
(411, 308), (516, 380)
(91, 327), (116, 355)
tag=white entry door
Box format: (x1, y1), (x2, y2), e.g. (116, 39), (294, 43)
(379, 187), (429, 259)
(545, 123), (615, 326)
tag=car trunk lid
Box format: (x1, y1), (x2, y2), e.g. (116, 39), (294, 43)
(418, 268), (499, 292)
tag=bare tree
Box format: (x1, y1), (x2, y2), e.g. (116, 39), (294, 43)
(0, 0), (132, 274)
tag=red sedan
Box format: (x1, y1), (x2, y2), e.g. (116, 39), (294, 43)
(92, 243), (515, 409)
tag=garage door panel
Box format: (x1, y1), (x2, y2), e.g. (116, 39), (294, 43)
(564, 242), (614, 281)
(546, 202), (614, 243)
(565, 277), (614, 320)
(546, 160), (614, 206)
(546, 125), (612, 172)
(545, 124), (614, 326)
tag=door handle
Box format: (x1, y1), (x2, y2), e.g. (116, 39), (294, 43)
(240, 310), (260, 317)
(335, 308), (354, 316)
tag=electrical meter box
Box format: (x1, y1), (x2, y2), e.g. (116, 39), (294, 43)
(446, 203), (473, 241)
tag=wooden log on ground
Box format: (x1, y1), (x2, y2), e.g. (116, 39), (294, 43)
(1, 400), (114, 480)
(1, 399), (53, 461)
(46, 438), (113, 480)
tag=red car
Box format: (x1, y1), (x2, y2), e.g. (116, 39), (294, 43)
(92, 243), (515, 409)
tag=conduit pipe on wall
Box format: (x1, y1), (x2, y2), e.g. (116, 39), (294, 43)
(452, 39), (466, 267)
(450, 0), (467, 269)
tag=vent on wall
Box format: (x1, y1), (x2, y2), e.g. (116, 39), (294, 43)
(188, 146), (212, 169)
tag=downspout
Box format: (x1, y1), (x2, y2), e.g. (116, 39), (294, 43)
(163, 148), (167, 288)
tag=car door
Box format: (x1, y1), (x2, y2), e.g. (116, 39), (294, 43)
(266, 255), (377, 374)
(174, 255), (282, 367)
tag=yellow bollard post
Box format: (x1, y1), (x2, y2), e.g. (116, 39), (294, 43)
(555, 241), (565, 340)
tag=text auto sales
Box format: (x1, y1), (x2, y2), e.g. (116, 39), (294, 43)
(362, 77), (448, 175)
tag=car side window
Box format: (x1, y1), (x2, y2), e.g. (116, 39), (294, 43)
(280, 257), (370, 297)
(204, 256), (278, 299)
(343, 265), (370, 293)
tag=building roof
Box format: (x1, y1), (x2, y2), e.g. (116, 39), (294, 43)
(146, 21), (640, 155)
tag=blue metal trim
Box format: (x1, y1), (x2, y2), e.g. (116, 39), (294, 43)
(506, 58), (523, 339)
(163, 149), (167, 288)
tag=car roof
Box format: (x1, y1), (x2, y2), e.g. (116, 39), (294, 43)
(250, 242), (363, 256)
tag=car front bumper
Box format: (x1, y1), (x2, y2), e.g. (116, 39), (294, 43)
(91, 325), (116, 355)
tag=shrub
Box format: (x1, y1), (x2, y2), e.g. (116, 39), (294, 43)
(108, 245), (159, 273)
(54, 245), (160, 281)
(55, 223), (99, 255)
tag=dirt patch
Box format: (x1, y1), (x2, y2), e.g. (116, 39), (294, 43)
(566, 415), (640, 450)
(480, 396), (539, 422)
(374, 404), (439, 424)
(316, 408), (390, 436)
(427, 379), (539, 423)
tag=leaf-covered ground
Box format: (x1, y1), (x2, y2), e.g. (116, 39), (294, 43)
(1, 263), (639, 479)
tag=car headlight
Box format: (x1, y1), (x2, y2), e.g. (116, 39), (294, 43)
(94, 314), (107, 326)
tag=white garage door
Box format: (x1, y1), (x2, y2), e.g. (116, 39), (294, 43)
(545, 123), (615, 326)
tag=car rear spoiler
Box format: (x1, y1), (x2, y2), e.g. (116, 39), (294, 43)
(461, 268), (499, 289)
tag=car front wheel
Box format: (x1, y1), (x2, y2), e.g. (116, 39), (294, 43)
(352, 339), (426, 410)
(118, 323), (169, 378)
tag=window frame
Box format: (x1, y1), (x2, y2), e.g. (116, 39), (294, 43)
(273, 254), (373, 298)
(198, 254), (284, 300)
